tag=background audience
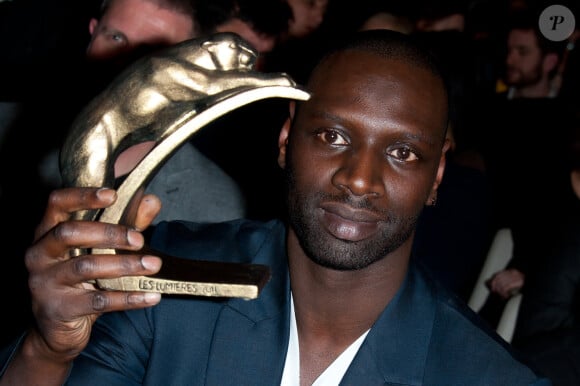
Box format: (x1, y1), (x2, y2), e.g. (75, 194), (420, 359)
(475, 6), (574, 330)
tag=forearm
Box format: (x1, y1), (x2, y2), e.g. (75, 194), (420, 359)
(0, 330), (72, 386)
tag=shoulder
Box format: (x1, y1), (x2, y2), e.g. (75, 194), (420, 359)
(415, 265), (548, 383)
(355, 264), (549, 384)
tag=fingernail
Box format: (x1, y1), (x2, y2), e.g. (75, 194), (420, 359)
(96, 187), (115, 202)
(143, 292), (161, 304)
(127, 230), (143, 247)
(141, 256), (161, 270)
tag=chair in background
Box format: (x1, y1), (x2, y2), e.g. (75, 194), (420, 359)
(468, 228), (522, 343)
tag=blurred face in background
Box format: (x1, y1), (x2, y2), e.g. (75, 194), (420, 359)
(287, 0), (328, 38)
(86, 0), (195, 66)
(504, 28), (543, 87)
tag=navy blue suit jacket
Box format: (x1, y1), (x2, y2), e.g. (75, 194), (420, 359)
(1, 219), (550, 385)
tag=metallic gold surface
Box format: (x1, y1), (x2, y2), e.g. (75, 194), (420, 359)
(97, 247), (272, 300)
(59, 32), (310, 299)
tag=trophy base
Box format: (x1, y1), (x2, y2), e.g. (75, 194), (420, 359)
(97, 247), (271, 300)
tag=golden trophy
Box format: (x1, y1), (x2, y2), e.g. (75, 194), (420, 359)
(59, 32), (310, 299)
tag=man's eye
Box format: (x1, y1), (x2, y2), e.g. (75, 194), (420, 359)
(318, 130), (348, 145)
(104, 32), (126, 44)
(111, 33), (124, 43)
(387, 146), (419, 162)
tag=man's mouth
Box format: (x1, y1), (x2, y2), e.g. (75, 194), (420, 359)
(318, 202), (382, 242)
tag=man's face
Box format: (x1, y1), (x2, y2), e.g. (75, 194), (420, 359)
(86, 0), (194, 64)
(279, 50), (449, 271)
(287, 0), (328, 38)
(505, 29), (543, 87)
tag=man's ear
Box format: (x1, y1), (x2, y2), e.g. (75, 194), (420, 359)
(426, 138), (451, 206)
(89, 18), (99, 35)
(571, 170), (580, 200)
(277, 101), (296, 169)
(543, 52), (559, 75)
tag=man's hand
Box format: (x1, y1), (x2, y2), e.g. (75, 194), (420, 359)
(486, 268), (525, 299)
(1, 187), (162, 385)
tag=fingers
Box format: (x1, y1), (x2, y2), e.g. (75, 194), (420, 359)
(28, 252), (163, 317)
(132, 193), (162, 231)
(27, 220), (145, 267)
(36, 253), (161, 285)
(35, 186), (161, 238)
(78, 291), (162, 317)
(33, 289), (161, 326)
(35, 188), (117, 241)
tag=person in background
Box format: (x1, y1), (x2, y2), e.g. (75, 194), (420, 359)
(85, 0), (200, 70)
(261, 0), (331, 85)
(0, 29), (549, 386)
(182, 0), (295, 221)
(195, 0), (292, 66)
(494, 5), (565, 100)
(511, 115), (580, 386)
(284, 0), (329, 40)
(414, 0), (467, 33)
(475, 7), (572, 328)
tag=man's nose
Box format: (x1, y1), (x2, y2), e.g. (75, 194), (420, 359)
(332, 149), (384, 198)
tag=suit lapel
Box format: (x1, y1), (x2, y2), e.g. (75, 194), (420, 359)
(206, 222), (292, 385)
(341, 266), (436, 386)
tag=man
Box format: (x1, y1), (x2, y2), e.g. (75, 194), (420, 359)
(478, 9), (570, 323)
(285, 0), (329, 40)
(261, 0), (329, 86)
(195, 0), (292, 58)
(414, 0), (466, 33)
(0, 30), (549, 385)
(500, 10), (563, 99)
(86, 0), (200, 71)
